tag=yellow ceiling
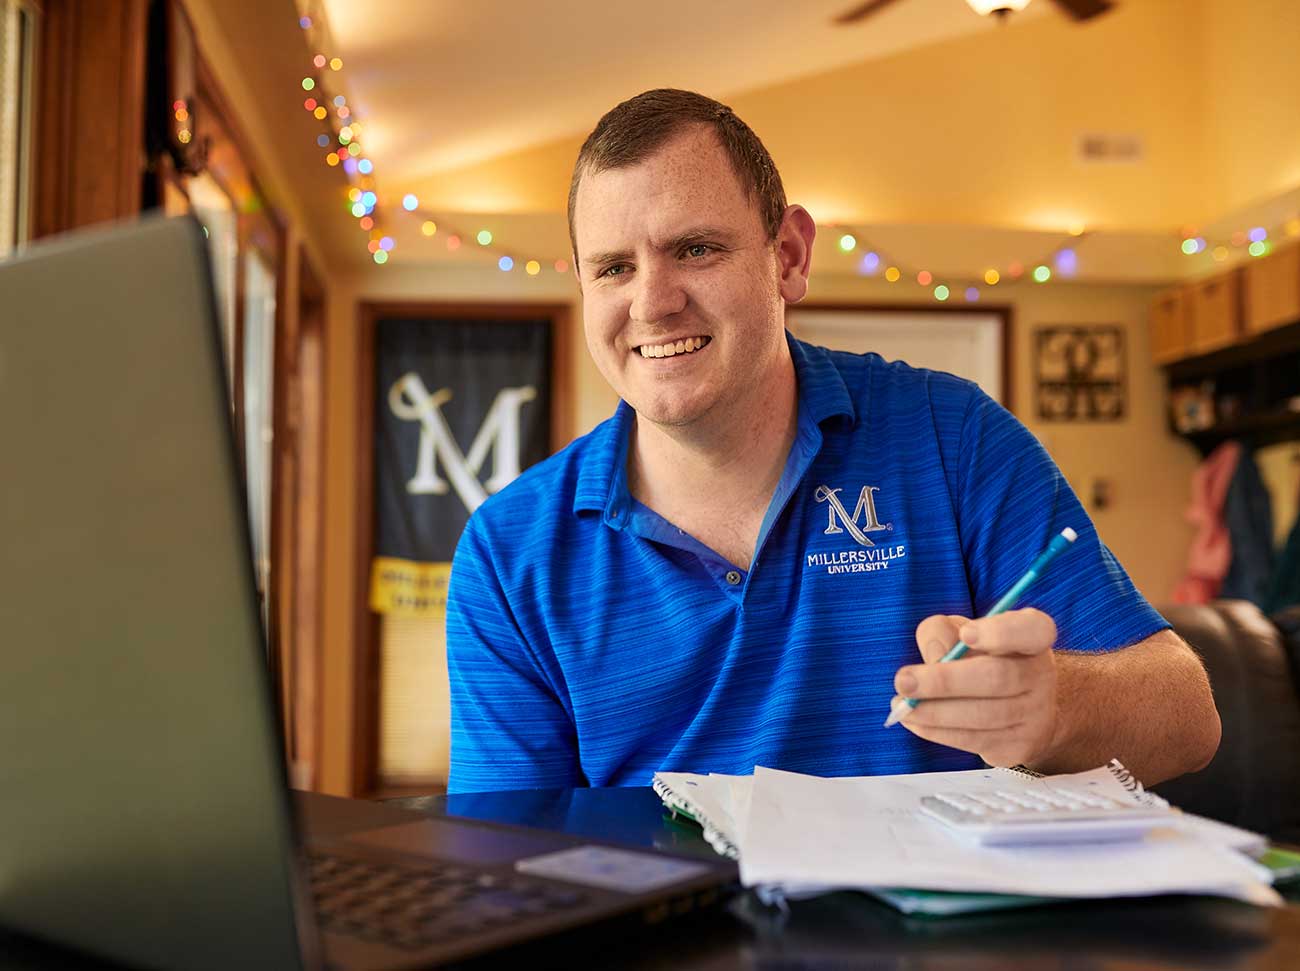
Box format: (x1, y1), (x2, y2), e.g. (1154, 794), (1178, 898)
(189, 0), (1300, 280)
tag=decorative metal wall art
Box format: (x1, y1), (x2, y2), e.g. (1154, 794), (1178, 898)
(1035, 325), (1126, 421)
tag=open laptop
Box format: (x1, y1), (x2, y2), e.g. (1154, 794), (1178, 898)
(0, 216), (736, 970)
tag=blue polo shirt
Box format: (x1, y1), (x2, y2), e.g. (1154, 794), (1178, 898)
(446, 335), (1167, 793)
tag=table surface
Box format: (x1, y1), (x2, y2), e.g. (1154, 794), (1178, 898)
(388, 785), (1300, 971)
(2, 786), (1297, 970)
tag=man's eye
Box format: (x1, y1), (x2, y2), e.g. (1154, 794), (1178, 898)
(599, 264), (629, 278)
(684, 244), (712, 259)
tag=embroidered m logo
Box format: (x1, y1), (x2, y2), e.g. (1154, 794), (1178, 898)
(388, 372), (537, 513)
(814, 485), (890, 547)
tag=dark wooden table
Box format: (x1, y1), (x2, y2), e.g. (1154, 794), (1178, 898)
(1, 786), (1296, 969)
(390, 785), (1300, 971)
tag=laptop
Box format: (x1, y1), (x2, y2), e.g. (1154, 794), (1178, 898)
(0, 216), (737, 970)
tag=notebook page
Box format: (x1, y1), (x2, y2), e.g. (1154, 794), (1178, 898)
(739, 765), (1279, 905)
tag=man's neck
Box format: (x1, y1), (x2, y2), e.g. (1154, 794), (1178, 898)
(626, 358), (799, 566)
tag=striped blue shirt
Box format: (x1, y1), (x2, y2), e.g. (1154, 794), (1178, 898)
(446, 335), (1167, 793)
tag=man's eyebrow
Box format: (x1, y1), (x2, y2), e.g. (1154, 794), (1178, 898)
(582, 227), (736, 268)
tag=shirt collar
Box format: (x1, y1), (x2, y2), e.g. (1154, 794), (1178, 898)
(573, 332), (857, 520)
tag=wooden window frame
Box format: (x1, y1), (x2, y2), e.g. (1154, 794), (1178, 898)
(146, 21), (295, 743)
(351, 301), (574, 797)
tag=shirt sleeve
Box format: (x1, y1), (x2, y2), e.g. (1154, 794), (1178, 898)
(445, 517), (582, 793)
(949, 385), (1169, 653)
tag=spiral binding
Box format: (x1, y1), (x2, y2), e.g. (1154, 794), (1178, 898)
(652, 776), (740, 860)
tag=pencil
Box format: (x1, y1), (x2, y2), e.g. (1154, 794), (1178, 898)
(884, 527), (1078, 728)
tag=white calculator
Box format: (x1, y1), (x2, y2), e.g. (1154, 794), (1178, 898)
(919, 785), (1175, 846)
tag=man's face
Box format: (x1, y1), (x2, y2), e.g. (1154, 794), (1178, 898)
(572, 126), (791, 431)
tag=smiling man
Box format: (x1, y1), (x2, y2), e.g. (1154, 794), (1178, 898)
(444, 89), (1220, 794)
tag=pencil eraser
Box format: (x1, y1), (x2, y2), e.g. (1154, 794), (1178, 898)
(1061, 527), (1078, 542)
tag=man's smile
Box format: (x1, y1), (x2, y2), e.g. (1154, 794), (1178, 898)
(635, 335), (712, 359)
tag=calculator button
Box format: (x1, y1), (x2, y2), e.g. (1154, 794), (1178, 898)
(934, 793), (986, 814)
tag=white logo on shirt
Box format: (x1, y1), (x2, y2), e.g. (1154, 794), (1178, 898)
(809, 485), (905, 575)
(813, 485), (891, 546)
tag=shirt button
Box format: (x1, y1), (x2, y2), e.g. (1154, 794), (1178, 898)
(725, 570), (742, 586)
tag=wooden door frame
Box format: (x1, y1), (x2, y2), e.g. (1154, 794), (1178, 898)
(351, 301), (574, 797)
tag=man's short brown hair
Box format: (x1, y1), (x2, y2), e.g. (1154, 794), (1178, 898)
(567, 88), (787, 261)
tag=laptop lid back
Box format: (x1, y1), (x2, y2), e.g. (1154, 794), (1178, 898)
(0, 217), (309, 970)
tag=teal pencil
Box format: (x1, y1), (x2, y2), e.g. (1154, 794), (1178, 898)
(884, 527), (1078, 728)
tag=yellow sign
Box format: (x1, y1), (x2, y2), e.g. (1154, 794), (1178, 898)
(370, 557), (453, 617)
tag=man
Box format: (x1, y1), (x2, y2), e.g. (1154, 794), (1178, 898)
(445, 89), (1220, 794)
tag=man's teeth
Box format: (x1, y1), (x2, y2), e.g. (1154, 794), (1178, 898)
(639, 336), (709, 358)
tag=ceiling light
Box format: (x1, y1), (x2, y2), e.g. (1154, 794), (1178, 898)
(967, 0), (1031, 16)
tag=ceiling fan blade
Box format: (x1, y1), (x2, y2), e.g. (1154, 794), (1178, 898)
(1050, 0), (1115, 21)
(832, 0), (908, 26)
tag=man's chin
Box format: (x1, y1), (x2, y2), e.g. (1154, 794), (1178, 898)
(630, 396), (716, 431)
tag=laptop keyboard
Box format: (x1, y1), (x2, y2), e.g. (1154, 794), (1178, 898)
(307, 850), (591, 952)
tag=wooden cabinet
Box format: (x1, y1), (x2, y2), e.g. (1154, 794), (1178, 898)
(1188, 268), (1243, 354)
(1245, 241), (1300, 335)
(1149, 286), (1191, 363)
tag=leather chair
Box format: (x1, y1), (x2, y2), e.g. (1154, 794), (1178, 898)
(1152, 600), (1300, 843)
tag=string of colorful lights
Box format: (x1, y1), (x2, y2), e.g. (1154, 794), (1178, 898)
(820, 228), (1090, 303)
(296, 8), (568, 273)
(293, 10), (1299, 291)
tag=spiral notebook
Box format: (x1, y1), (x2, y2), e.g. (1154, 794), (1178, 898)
(653, 761), (1280, 914)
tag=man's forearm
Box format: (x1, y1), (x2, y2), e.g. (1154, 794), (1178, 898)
(1029, 629), (1221, 785)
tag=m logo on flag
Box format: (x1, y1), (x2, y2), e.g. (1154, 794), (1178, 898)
(813, 485), (891, 547)
(388, 372), (537, 513)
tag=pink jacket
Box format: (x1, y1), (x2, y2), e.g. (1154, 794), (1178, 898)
(1172, 441), (1241, 603)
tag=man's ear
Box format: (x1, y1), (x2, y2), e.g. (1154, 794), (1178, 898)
(776, 205), (816, 304)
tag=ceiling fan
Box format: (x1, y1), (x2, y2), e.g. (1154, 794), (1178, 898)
(833, 0), (1114, 26)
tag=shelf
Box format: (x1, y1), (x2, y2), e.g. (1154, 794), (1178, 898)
(1180, 409), (1300, 454)
(1164, 318), (1300, 382)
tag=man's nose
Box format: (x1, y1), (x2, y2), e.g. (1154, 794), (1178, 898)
(629, 261), (687, 324)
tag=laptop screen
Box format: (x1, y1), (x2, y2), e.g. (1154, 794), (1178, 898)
(0, 216), (311, 970)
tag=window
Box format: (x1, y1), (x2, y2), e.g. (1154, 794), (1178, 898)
(184, 174), (238, 393)
(243, 248), (277, 609)
(0, 0), (36, 259)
